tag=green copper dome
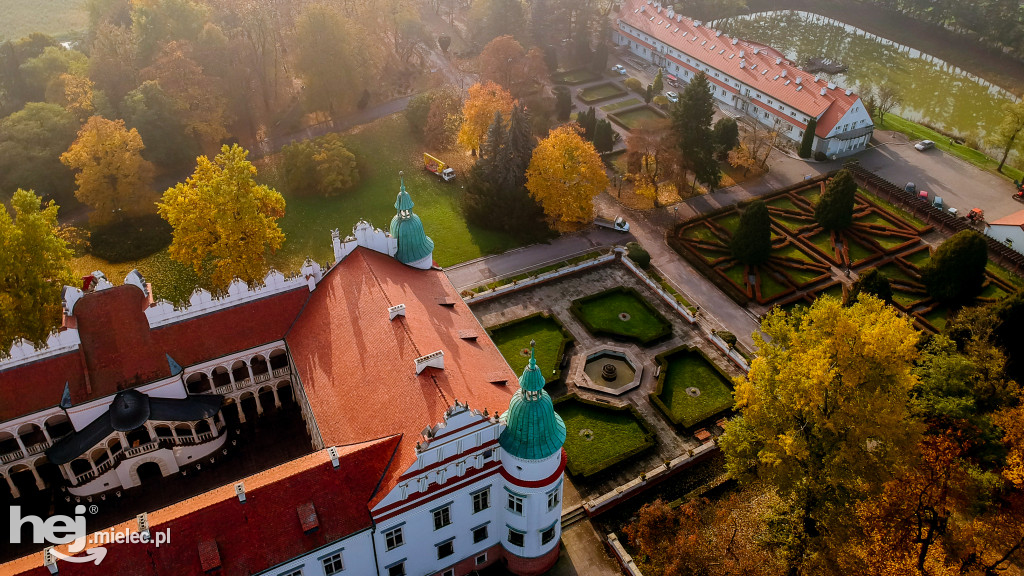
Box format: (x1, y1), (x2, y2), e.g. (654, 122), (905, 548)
(499, 344), (566, 460)
(389, 176), (434, 265)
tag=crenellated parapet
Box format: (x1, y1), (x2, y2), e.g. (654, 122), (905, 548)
(332, 220), (399, 264)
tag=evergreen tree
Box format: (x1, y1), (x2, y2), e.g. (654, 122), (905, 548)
(543, 45), (558, 73)
(672, 72), (718, 192)
(554, 87), (571, 121)
(572, 21), (592, 65)
(653, 68), (664, 94)
(644, 84), (654, 104)
(498, 104), (532, 191)
(848, 268), (893, 305)
(594, 119), (614, 153)
(921, 230), (989, 303)
(799, 117), (816, 158)
(478, 110), (507, 176)
(578, 107), (597, 141)
(591, 23), (609, 72)
(729, 200), (771, 265)
(814, 169), (857, 230)
(712, 117), (739, 161)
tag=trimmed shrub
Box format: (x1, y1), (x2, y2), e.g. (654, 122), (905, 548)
(814, 169), (857, 231)
(89, 214), (172, 263)
(921, 230), (988, 303)
(729, 200), (771, 265)
(624, 77), (642, 93)
(848, 268), (893, 305)
(799, 117), (816, 158)
(626, 242), (651, 268)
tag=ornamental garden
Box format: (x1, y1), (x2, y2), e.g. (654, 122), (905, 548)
(669, 171), (1020, 332)
(470, 257), (742, 498)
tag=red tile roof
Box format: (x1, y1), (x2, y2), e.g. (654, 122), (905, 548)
(617, 0), (862, 136)
(1, 437), (401, 576)
(285, 248), (518, 506)
(149, 287), (309, 367)
(990, 209), (1024, 228)
(0, 351), (86, 421)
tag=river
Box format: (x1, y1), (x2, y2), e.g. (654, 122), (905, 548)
(715, 11), (1020, 153)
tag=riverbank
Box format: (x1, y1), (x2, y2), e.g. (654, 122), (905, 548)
(727, 0), (1024, 97)
(875, 113), (1024, 184)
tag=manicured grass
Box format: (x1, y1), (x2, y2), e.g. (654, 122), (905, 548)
(713, 213), (741, 234)
(656, 349), (734, 428)
(979, 282), (1010, 300)
(609, 106), (669, 129)
(489, 315), (571, 383)
(784, 266), (824, 286)
(767, 197), (800, 212)
(922, 308), (949, 331)
(799, 187), (822, 205)
(892, 289), (922, 308)
(0, 0), (87, 40)
(578, 83), (628, 103)
(867, 232), (912, 251)
(815, 284), (845, 300)
(759, 273), (790, 298)
(696, 246), (728, 262)
(601, 98), (644, 112)
(878, 263), (915, 283)
(74, 114), (523, 304)
(571, 288), (672, 345)
(986, 262), (1024, 288)
(847, 238), (875, 263)
(877, 113), (1024, 184)
(773, 244), (814, 263)
(722, 264), (746, 287)
(775, 215), (810, 232)
(856, 212), (899, 228)
(904, 249), (931, 267)
(556, 398), (655, 477)
(807, 232), (834, 254)
(858, 189), (928, 230)
(682, 223), (724, 244)
(553, 69), (601, 84)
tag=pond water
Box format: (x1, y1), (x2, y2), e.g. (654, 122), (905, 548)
(715, 11), (1020, 150)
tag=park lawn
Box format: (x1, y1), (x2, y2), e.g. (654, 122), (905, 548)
(784, 266), (823, 286)
(877, 262), (915, 283)
(553, 69), (601, 84)
(601, 98), (644, 112)
(657, 351), (734, 428)
(0, 0), (87, 40)
(987, 262), (1024, 288)
(815, 284), (845, 300)
(572, 289), (671, 344)
(695, 245), (728, 262)
(799, 187), (822, 205)
(713, 212), (741, 234)
(903, 248), (931, 268)
(556, 399), (654, 477)
(578, 83), (628, 103)
(877, 114), (1024, 184)
(682, 223), (725, 244)
(774, 215), (810, 232)
(978, 281), (1010, 300)
(847, 238), (875, 263)
(489, 315), (570, 382)
(610, 107), (668, 129)
(868, 232), (913, 251)
(767, 196), (800, 212)
(772, 243), (815, 264)
(72, 114), (522, 304)
(922, 308), (950, 331)
(807, 232), (834, 255)
(892, 289), (922, 308)
(856, 211), (900, 229)
(721, 264), (746, 287)
(858, 189), (928, 230)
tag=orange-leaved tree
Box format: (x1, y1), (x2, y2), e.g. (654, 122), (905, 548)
(158, 144), (285, 290)
(60, 115), (156, 225)
(525, 125), (609, 232)
(457, 81), (515, 154)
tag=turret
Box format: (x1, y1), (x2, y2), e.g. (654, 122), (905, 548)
(389, 173), (434, 269)
(499, 342), (566, 576)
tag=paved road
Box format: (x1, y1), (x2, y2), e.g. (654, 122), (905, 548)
(444, 228), (631, 290)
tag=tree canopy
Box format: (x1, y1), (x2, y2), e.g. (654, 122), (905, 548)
(158, 144), (285, 289)
(0, 189), (74, 352)
(457, 81), (516, 154)
(281, 134), (359, 197)
(671, 72), (719, 191)
(848, 268), (893, 305)
(729, 200), (772, 265)
(921, 230), (988, 303)
(526, 125), (609, 232)
(814, 169), (857, 230)
(0, 102), (77, 204)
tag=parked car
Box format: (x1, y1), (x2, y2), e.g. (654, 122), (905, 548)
(666, 91), (679, 103)
(611, 64), (627, 75)
(914, 139), (935, 151)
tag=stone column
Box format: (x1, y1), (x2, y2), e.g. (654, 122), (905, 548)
(145, 423), (156, 442)
(253, 393), (264, 416)
(40, 426), (53, 444)
(5, 473), (20, 499)
(191, 426), (199, 443)
(236, 402), (246, 424)
(272, 387), (281, 409)
(14, 435), (28, 455)
(206, 418), (217, 437)
(245, 363), (255, 384)
(30, 466), (45, 490)
(104, 445), (115, 461)
(169, 427), (178, 441)
(63, 463), (78, 486)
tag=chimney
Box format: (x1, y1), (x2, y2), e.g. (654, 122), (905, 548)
(845, 89), (852, 96)
(739, 50), (745, 57)
(389, 304), (406, 320)
(331, 229), (343, 263)
(795, 76), (802, 84)
(328, 446), (340, 468)
(137, 512), (150, 539)
(415, 350), (445, 374)
(820, 88), (827, 95)
(235, 482), (246, 503)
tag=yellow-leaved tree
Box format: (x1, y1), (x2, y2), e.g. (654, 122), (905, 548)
(457, 81), (515, 154)
(720, 295), (923, 575)
(60, 116), (156, 226)
(525, 125), (609, 232)
(158, 144), (285, 290)
(0, 190), (74, 352)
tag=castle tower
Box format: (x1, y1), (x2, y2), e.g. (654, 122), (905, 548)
(499, 342), (567, 576)
(389, 174), (434, 269)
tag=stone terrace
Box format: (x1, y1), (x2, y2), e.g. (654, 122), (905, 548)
(471, 261), (742, 500)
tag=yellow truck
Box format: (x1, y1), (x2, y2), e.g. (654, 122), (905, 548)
(423, 153), (456, 182)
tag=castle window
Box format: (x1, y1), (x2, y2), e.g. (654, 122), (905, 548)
(320, 552), (344, 575)
(473, 524), (489, 543)
(436, 539), (454, 559)
(542, 525), (557, 545)
(507, 528), (525, 547)
(472, 488), (490, 513)
(384, 527), (404, 550)
(507, 494), (524, 515)
(433, 504), (452, 530)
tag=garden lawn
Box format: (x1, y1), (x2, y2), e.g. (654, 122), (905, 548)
(556, 399), (654, 477)
(858, 189), (927, 230)
(773, 244), (814, 263)
(601, 98), (644, 112)
(847, 239), (875, 262)
(903, 249), (931, 267)
(657, 351), (734, 428)
(489, 315), (570, 382)
(783, 266), (823, 286)
(553, 69), (601, 84)
(578, 83), (627, 103)
(767, 197), (800, 211)
(759, 273), (790, 298)
(609, 107), (668, 129)
(713, 213), (741, 234)
(572, 289), (671, 344)
(73, 114), (522, 304)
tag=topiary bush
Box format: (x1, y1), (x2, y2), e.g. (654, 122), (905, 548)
(814, 169), (857, 231)
(800, 117), (816, 158)
(729, 200), (771, 265)
(89, 214), (172, 263)
(626, 241), (651, 268)
(921, 230), (988, 303)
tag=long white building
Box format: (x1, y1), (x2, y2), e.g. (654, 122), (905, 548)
(614, 0), (874, 157)
(2, 181), (566, 576)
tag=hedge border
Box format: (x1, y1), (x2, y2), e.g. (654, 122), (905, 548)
(569, 286), (673, 346)
(649, 345), (735, 429)
(552, 68), (603, 85)
(485, 311), (575, 384)
(605, 104), (669, 131)
(577, 82), (630, 105)
(553, 394), (657, 478)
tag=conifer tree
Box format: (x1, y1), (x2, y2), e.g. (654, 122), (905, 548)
(672, 72), (719, 191)
(653, 68), (664, 94)
(799, 117), (816, 158)
(594, 119), (614, 153)
(921, 230), (989, 303)
(814, 169), (857, 230)
(729, 200), (771, 265)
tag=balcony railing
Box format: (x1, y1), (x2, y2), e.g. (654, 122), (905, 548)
(271, 367), (289, 378)
(71, 432), (221, 486)
(1, 433), (70, 464)
(1, 449), (25, 464)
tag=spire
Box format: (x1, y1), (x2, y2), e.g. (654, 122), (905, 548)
(394, 171), (414, 213)
(166, 354), (183, 376)
(390, 173), (434, 266)
(498, 347), (566, 460)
